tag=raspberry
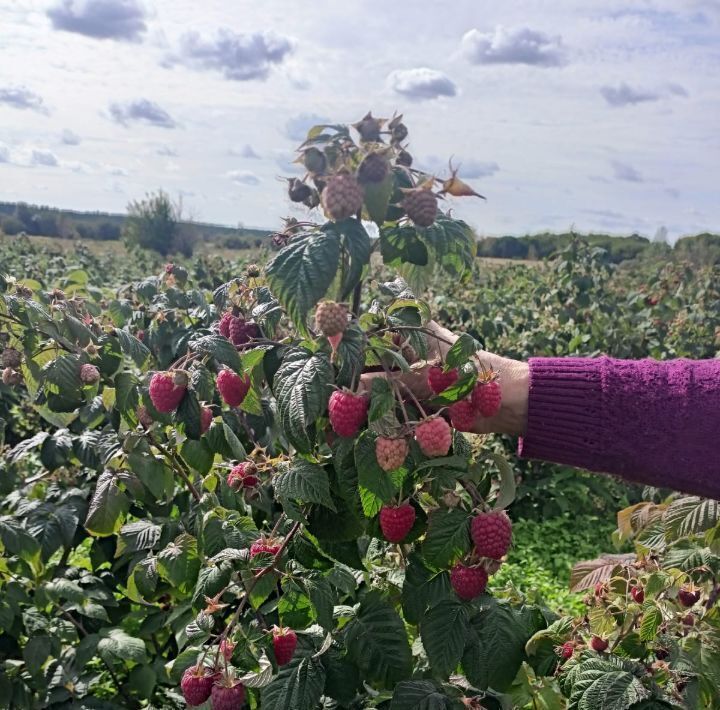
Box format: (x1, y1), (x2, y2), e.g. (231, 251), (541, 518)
(375, 437), (408, 472)
(590, 636), (609, 652)
(137, 405), (154, 428)
(228, 317), (259, 347)
(250, 538), (281, 558)
(180, 665), (216, 706)
(227, 462), (259, 490)
(149, 372), (186, 412)
(137, 329), (145, 341)
(219, 638), (236, 661)
(272, 627), (298, 666)
(219, 312), (233, 338)
(449, 399), (476, 432)
(678, 586), (700, 607)
(328, 390), (368, 438)
(631, 586), (645, 604)
(80, 363), (100, 384)
(471, 510), (512, 560)
(471, 381), (502, 418)
(379, 504), (416, 543)
(682, 613), (695, 627)
(315, 301), (347, 338)
(217, 369), (251, 407)
(165, 263), (174, 274)
(402, 188), (438, 227)
(321, 174), (364, 221)
(2, 367), (22, 385)
(557, 641), (575, 660)
(200, 405), (213, 434)
(1, 348), (21, 369)
(414, 416), (452, 457)
(211, 680), (246, 710)
(358, 152), (389, 184)
(450, 563), (488, 601)
(427, 365), (459, 395)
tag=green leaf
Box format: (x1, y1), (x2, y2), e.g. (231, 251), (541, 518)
(177, 390), (203, 440)
(422, 508), (471, 567)
(84, 469), (129, 536)
(181, 439), (214, 475)
(354, 431), (397, 517)
(639, 603), (663, 641)
(23, 635), (51, 674)
(192, 563), (232, 610)
(335, 219), (372, 300)
(157, 534), (201, 594)
(273, 348), (333, 454)
(275, 459), (336, 511)
(445, 333), (482, 370)
(97, 628), (147, 664)
(190, 333), (242, 371)
(368, 377), (395, 423)
(490, 453), (517, 510)
(390, 680), (455, 709)
(363, 171), (395, 226)
(115, 328), (150, 367)
(461, 602), (532, 692)
(261, 656), (326, 710)
(114, 371), (139, 415)
(420, 600), (469, 678)
(127, 452), (174, 502)
(0, 517), (42, 563)
(380, 225), (429, 266)
(266, 230), (341, 334)
(562, 657), (650, 709)
(665, 496), (720, 539)
(129, 665), (156, 700)
(402, 553), (451, 625)
(306, 575), (335, 631)
(344, 591), (412, 685)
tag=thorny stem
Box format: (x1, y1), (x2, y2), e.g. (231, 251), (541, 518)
(397, 379), (427, 419)
(212, 520), (303, 667)
(149, 436), (202, 502)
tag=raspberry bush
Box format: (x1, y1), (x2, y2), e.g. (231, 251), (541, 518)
(0, 112), (718, 709)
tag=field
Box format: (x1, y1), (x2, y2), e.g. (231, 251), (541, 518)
(2, 120), (720, 710)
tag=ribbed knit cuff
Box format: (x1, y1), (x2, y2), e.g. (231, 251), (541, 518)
(518, 357), (606, 470)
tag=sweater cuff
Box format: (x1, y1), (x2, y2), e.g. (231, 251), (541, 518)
(518, 357), (606, 470)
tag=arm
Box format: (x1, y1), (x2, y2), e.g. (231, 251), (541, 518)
(517, 357), (720, 499)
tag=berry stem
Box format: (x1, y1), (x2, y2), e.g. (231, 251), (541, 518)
(148, 435), (202, 502)
(397, 379), (428, 419)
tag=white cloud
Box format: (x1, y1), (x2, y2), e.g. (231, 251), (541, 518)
(386, 68), (457, 100)
(230, 144), (261, 159)
(600, 83), (659, 106)
(0, 144), (10, 163)
(461, 26), (566, 67)
(284, 113), (330, 141)
(227, 170), (260, 186)
(108, 99), (177, 128)
(157, 145), (178, 157)
(167, 30), (293, 81)
(61, 129), (81, 145)
(47, 0), (147, 42)
(31, 150), (60, 167)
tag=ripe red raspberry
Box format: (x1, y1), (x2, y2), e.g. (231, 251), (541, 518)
(227, 462), (259, 489)
(678, 586), (700, 607)
(149, 372), (186, 412)
(375, 437), (408, 472)
(328, 389), (368, 438)
(449, 399), (476, 432)
(450, 563), (488, 601)
(249, 538), (281, 558)
(228, 317), (259, 347)
(219, 312), (233, 338)
(2, 367), (22, 385)
(414, 416), (452, 457)
(379, 504), (416, 543)
(137, 329), (145, 341)
(272, 627), (298, 666)
(180, 665), (216, 706)
(427, 365), (458, 395)
(219, 638), (235, 661)
(164, 263), (174, 274)
(315, 301), (347, 338)
(557, 641), (575, 660)
(682, 613), (695, 627)
(217, 369), (250, 407)
(631, 586), (645, 604)
(471, 380), (502, 417)
(211, 679), (246, 710)
(471, 510), (512, 560)
(80, 363), (100, 385)
(200, 405), (213, 434)
(590, 636), (609, 652)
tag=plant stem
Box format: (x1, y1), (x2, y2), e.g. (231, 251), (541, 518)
(150, 436), (202, 502)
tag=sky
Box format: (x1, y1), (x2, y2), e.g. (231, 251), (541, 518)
(1, 1), (719, 241)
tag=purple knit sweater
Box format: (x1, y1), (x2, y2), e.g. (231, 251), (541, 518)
(518, 357), (720, 499)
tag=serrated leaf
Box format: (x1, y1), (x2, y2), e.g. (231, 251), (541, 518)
(261, 655), (326, 710)
(368, 377), (395, 423)
(639, 603), (663, 641)
(115, 328), (150, 367)
(190, 333), (242, 371)
(266, 230), (341, 334)
(97, 628), (147, 664)
(238, 653), (274, 688)
(275, 459), (336, 511)
(344, 591), (412, 684)
(333, 219), (372, 300)
(84, 469), (129, 537)
(390, 680), (454, 709)
(422, 508), (471, 567)
(273, 348), (333, 454)
(402, 553), (451, 624)
(569, 554), (635, 593)
(306, 576), (335, 631)
(157, 534), (200, 594)
(445, 333), (482, 369)
(420, 600), (469, 678)
(665, 497), (720, 540)
(354, 431), (397, 517)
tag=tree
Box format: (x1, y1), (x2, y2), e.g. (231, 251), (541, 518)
(124, 190), (192, 256)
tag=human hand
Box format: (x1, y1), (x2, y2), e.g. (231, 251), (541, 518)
(361, 321), (529, 436)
